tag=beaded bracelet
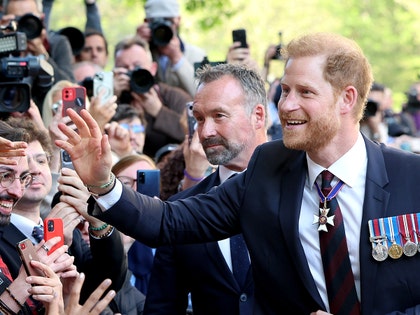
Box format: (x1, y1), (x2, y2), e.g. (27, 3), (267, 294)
(88, 223), (108, 231)
(5, 287), (24, 309)
(85, 173), (116, 190)
(183, 169), (204, 182)
(89, 226), (114, 239)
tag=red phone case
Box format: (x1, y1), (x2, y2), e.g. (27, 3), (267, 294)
(43, 218), (64, 255)
(62, 86), (86, 116)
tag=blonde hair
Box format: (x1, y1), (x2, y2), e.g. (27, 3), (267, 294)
(283, 33), (373, 121)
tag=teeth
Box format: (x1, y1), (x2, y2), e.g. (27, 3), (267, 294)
(0, 201), (13, 209)
(288, 120), (304, 125)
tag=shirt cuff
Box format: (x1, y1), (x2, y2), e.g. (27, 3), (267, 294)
(94, 179), (123, 211)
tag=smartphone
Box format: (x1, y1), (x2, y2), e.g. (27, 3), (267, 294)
(16, 239), (45, 277)
(43, 218), (64, 255)
(232, 29), (248, 48)
(62, 86), (86, 116)
(186, 101), (197, 145)
(93, 71), (114, 105)
(60, 149), (74, 170)
(136, 169), (160, 197)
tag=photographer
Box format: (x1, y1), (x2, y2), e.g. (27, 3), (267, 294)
(136, 0), (206, 96)
(113, 36), (191, 157)
(1, 0), (75, 106)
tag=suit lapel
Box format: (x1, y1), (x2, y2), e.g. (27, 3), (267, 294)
(359, 138), (390, 314)
(278, 153), (325, 308)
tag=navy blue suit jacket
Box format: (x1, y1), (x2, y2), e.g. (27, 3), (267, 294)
(90, 137), (420, 315)
(144, 170), (254, 315)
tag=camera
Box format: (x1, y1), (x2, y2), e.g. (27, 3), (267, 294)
(406, 87), (420, 109)
(128, 67), (155, 94)
(271, 31), (284, 60)
(363, 99), (379, 119)
(16, 13), (43, 40)
(119, 67), (155, 104)
(149, 18), (174, 47)
(0, 31), (54, 113)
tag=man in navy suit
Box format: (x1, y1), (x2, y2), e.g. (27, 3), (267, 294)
(144, 64), (268, 314)
(57, 33), (420, 314)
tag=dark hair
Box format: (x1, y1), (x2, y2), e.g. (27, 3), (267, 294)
(111, 104), (146, 126)
(6, 118), (53, 156)
(0, 120), (29, 142)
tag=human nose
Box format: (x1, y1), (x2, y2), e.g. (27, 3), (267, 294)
(278, 91), (299, 113)
(7, 178), (24, 198)
(199, 120), (217, 138)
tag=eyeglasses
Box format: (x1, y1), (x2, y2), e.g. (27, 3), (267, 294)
(0, 171), (33, 189)
(117, 176), (136, 188)
(28, 153), (51, 166)
(119, 123), (145, 134)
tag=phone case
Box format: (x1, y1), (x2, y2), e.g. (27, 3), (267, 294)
(232, 29), (248, 48)
(60, 149), (74, 170)
(186, 101), (196, 145)
(43, 218), (64, 255)
(93, 71), (114, 104)
(62, 86), (86, 116)
(136, 169), (160, 197)
(16, 239), (44, 277)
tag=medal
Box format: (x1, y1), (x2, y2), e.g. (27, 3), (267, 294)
(387, 217), (403, 259)
(372, 242), (388, 261)
(399, 214), (417, 257)
(368, 219), (388, 261)
(313, 178), (344, 232)
(313, 201), (335, 232)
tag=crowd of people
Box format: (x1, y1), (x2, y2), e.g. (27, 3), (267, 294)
(1, 0), (420, 314)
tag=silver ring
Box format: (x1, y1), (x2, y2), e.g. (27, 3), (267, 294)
(41, 244), (49, 252)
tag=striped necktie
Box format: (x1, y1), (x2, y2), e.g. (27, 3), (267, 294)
(319, 170), (360, 315)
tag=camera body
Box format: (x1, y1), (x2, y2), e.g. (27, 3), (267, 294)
(0, 31), (54, 113)
(271, 32), (284, 60)
(363, 99), (379, 119)
(149, 18), (174, 47)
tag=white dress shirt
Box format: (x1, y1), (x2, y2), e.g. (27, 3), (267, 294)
(299, 133), (367, 311)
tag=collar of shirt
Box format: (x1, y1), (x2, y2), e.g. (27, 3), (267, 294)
(306, 133), (367, 188)
(218, 165), (243, 183)
(10, 213), (43, 243)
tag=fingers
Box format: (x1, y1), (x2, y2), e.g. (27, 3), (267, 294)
(82, 278), (115, 314)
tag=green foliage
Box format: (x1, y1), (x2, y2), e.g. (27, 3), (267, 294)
(48, 0), (420, 109)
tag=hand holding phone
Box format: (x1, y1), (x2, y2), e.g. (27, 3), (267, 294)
(62, 86), (86, 116)
(17, 239), (45, 277)
(186, 101), (197, 146)
(232, 29), (248, 48)
(43, 218), (64, 255)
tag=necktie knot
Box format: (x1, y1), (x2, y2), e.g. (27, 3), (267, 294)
(321, 170), (334, 189)
(32, 225), (44, 243)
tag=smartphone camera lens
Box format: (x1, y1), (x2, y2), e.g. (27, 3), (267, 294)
(48, 220), (54, 232)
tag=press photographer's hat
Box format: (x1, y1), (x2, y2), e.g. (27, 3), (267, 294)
(145, 0), (180, 18)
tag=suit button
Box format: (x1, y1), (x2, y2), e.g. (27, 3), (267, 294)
(239, 293), (247, 302)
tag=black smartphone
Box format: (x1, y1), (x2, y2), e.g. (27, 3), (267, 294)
(186, 101), (197, 145)
(136, 169), (160, 197)
(16, 239), (45, 277)
(62, 86), (86, 116)
(232, 29), (248, 48)
(60, 149), (74, 170)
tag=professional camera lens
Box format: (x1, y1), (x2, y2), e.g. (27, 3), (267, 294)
(0, 83), (30, 112)
(130, 68), (155, 94)
(149, 19), (173, 47)
(17, 14), (43, 40)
